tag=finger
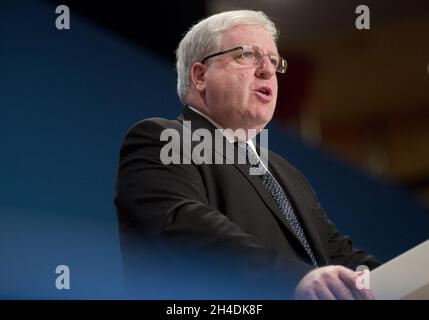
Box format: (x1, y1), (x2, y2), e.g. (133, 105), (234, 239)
(338, 269), (364, 299)
(327, 280), (355, 300)
(360, 288), (376, 300)
(338, 269), (368, 300)
(353, 273), (375, 300)
(294, 287), (318, 300)
(314, 286), (337, 300)
(304, 290), (318, 300)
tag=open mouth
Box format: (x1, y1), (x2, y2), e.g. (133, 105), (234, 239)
(254, 86), (273, 102)
(256, 86), (272, 96)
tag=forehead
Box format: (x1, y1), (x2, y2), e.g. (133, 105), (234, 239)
(219, 25), (277, 53)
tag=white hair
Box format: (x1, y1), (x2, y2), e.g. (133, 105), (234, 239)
(175, 10), (279, 104)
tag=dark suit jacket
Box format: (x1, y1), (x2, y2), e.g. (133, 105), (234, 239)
(114, 106), (380, 297)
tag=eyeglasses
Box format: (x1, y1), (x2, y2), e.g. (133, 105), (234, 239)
(201, 44), (287, 74)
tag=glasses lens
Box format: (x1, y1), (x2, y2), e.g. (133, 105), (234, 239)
(238, 45), (287, 73)
(241, 46), (257, 61)
(269, 55), (280, 68)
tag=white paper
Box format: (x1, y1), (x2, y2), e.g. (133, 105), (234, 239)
(370, 240), (429, 300)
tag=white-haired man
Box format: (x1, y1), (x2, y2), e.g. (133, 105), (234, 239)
(115, 10), (380, 299)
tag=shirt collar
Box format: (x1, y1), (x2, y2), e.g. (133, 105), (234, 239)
(186, 105), (258, 153)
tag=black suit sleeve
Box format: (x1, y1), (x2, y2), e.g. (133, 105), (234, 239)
(114, 119), (313, 297)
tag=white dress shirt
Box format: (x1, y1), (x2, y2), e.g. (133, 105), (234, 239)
(187, 105), (269, 172)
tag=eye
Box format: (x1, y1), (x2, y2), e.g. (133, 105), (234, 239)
(269, 55), (279, 67)
(241, 50), (256, 59)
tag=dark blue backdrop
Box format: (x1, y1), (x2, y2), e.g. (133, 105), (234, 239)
(1, 0), (428, 298)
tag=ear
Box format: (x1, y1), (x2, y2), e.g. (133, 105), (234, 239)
(190, 62), (207, 93)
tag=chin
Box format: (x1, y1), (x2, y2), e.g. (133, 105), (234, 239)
(254, 106), (274, 124)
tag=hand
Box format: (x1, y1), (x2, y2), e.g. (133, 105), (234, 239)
(294, 265), (375, 300)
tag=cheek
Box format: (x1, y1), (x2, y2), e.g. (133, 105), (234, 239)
(224, 72), (249, 102)
(235, 72), (252, 99)
(238, 82), (249, 101)
(206, 74), (228, 102)
(271, 80), (278, 101)
(273, 86), (278, 101)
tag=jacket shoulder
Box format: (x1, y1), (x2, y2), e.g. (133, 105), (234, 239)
(125, 117), (181, 138)
(119, 117), (182, 157)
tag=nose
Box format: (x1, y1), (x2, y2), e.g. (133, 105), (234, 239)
(255, 55), (276, 79)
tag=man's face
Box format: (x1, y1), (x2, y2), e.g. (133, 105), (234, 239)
(202, 25), (279, 132)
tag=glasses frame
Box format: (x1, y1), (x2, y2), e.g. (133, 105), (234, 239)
(201, 44), (287, 73)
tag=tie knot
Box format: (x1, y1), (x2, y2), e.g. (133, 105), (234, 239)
(237, 142), (266, 175)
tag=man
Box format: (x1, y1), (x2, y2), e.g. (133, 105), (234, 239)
(115, 10), (380, 299)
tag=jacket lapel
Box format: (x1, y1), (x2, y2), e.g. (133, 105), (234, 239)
(178, 108), (290, 230)
(268, 159), (328, 265)
(178, 106), (325, 264)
